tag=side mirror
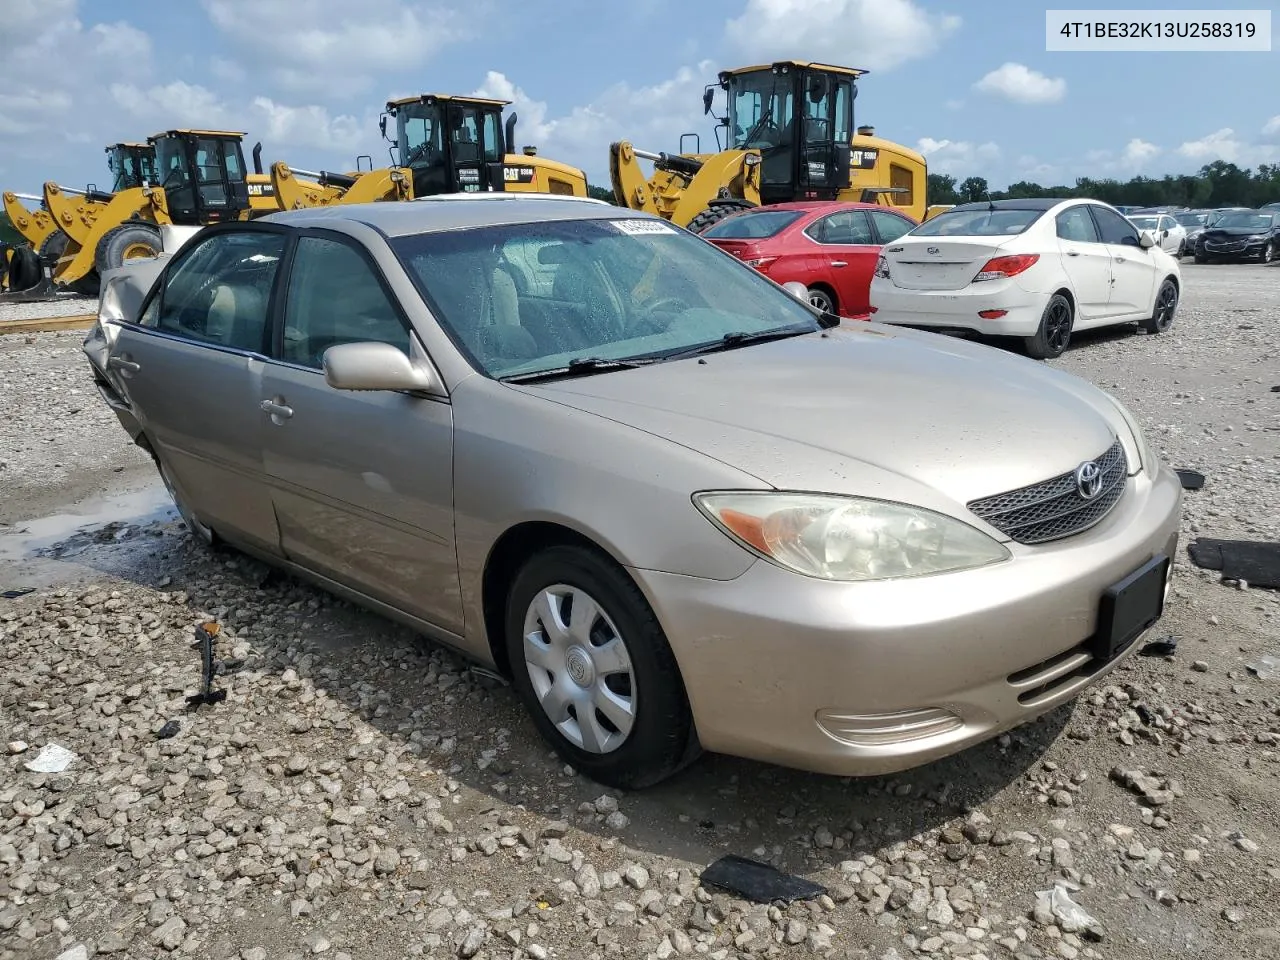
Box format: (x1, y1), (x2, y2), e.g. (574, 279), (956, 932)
(782, 281), (808, 301)
(379, 114), (390, 143)
(1138, 230), (1156, 249)
(808, 75), (828, 103)
(322, 341), (434, 392)
(702, 88), (715, 115)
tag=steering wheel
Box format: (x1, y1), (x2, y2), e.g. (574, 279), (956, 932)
(404, 143), (434, 165)
(744, 121), (783, 148)
(630, 297), (687, 336)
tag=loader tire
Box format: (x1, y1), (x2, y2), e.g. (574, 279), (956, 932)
(94, 222), (162, 276)
(6, 245), (41, 292)
(686, 198), (756, 234)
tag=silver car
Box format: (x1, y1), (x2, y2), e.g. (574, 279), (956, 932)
(83, 194), (1183, 789)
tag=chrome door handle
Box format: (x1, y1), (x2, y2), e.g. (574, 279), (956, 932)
(259, 399), (293, 419)
(830, 261), (848, 267)
(107, 356), (140, 373)
(1115, 256), (1126, 263)
(1065, 251), (1080, 257)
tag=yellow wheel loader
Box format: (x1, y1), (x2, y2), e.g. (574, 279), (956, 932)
(47, 130), (282, 296)
(609, 60), (927, 233)
(271, 94), (588, 209)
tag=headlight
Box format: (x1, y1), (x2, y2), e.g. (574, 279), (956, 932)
(692, 492), (1010, 582)
(1103, 393), (1152, 474)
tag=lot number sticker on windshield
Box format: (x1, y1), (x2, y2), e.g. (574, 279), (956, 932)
(611, 219), (678, 235)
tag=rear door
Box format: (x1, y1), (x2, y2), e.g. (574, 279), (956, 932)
(803, 209), (878, 314)
(107, 226), (287, 554)
(259, 230), (462, 634)
(1089, 204), (1157, 317)
(1053, 204), (1114, 322)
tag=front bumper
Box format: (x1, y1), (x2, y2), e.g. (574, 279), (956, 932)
(634, 462), (1183, 778)
(870, 278), (1047, 337)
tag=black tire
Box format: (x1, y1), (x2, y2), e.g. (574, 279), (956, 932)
(1023, 293), (1074, 360)
(686, 198), (756, 234)
(38, 230), (67, 263)
(504, 543), (698, 789)
(805, 286), (837, 314)
(1262, 242), (1276, 265)
(6, 245), (41, 291)
(1193, 253), (1207, 264)
(94, 222), (162, 275)
(1140, 277), (1178, 334)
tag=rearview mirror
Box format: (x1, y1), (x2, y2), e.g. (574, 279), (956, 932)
(1138, 230), (1156, 249)
(323, 341), (434, 392)
(702, 88), (715, 115)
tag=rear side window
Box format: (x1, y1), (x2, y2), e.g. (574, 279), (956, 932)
(868, 210), (914, 244)
(806, 210), (874, 244)
(152, 230), (286, 352)
(1090, 205), (1142, 247)
(701, 210), (804, 239)
(1056, 206), (1100, 243)
(911, 207), (1044, 237)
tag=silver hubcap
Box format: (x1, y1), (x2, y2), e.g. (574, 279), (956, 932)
(808, 290), (832, 311)
(522, 584), (636, 754)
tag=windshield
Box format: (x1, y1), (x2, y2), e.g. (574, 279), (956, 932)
(1213, 212), (1273, 230)
(154, 136), (188, 191)
(1175, 213), (1207, 226)
(390, 217), (822, 380)
(910, 207), (1045, 237)
(397, 102), (445, 167)
(702, 210), (804, 239)
(1128, 216), (1159, 230)
(727, 71), (794, 150)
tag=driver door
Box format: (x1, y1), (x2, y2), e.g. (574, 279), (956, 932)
(446, 104), (504, 193)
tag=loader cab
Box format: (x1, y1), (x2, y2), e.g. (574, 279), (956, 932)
(386, 94), (508, 197)
(105, 143), (157, 192)
(720, 61), (858, 205)
(149, 130), (251, 224)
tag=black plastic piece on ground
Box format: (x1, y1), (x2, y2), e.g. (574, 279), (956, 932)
(2, 588), (36, 599)
(1175, 469), (1205, 490)
(1139, 635), (1178, 657)
(700, 855), (827, 904)
(1188, 538), (1280, 589)
(155, 720), (181, 740)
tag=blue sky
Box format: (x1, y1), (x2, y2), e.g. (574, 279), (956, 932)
(2, 0), (1278, 194)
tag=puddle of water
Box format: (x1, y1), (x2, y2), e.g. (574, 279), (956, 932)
(0, 483), (177, 563)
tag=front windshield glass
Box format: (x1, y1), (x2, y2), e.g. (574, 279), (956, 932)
(397, 103), (444, 167)
(390, 217), (822, 380)
(701, 209), (804, 239)
(1175, 213), (1206, 226)
(910, 207), (1044, 237)
(728, 71), (794, 150)
(109, 148), (154, 191)
(1214, 212), (1273, 231)
(154, 137), (189, 191)
(1128, 216), (1159, 230)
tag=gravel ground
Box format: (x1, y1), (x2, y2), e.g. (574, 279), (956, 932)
(0, 295), (96, 324)
(2, 263), (1278, 960)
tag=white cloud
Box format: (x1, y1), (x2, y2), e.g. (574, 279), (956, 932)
(250, 98), (368, 156)
(725, 0), (960, 71)
(1176, 128), (1247, 163)
(1262, 115), (1280, 138)
(1120, 138), (1159, 166)
(200, 0), (472, 94)
(973, 62), (1066, 105)
(916, 137), (1000, 175)
(110, 81), (233, 129)
(473, 72), (552, 146)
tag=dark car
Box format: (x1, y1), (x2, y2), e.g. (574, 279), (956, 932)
(1193, 211), (1279, 263)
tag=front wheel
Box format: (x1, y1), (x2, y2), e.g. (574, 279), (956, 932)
(1262, 242), (1276, 264)
(504, 544), (698, 789)
(1140, 278), (1178, 334)
(1023, 293), (1073, 360)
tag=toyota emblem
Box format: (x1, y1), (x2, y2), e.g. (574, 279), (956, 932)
(1075, 460), (1103, 499)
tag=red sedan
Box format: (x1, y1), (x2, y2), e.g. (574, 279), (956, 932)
(699, 201), (918, 318)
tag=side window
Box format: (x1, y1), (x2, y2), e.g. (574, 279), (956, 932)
(868, 210), (914, 244)
(155, 230), (285, 351)
(481, 111), (502, 163)
(1056, 206), (1101, 243)
(1091, 205), (1141, 247)
(280, 236), (411, 370)
(808, 211), (874, 245)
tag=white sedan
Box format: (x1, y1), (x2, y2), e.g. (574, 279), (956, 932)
(1127, 213), (1186, 256)
(868, 198), (1182, 360)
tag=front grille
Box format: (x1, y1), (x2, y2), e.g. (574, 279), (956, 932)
(1206, 241), (1245, 252)
(967, 439), (1128, 545)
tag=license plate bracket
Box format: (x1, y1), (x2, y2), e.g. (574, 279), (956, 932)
(1091, 554), (1169, 663)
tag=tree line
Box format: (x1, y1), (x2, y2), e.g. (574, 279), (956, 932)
(929, 160), (1280, 209)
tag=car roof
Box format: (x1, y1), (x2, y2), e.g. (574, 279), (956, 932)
(257, 193), (629, 238)
(733, 200), (899, 214)
(944, 198), (1070, 213)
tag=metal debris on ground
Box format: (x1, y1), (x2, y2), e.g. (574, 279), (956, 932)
(185, 620), (228, 709)
(1246, 656), (1278, 681)
(699, 854), (827, 904)
(1033, 881), (1103, 940)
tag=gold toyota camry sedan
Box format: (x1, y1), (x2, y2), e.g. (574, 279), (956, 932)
(83, 194), (1182, 789)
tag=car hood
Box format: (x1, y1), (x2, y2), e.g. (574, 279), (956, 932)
(1202, 227), (1269, 239)
(521, 324), (1129, 520)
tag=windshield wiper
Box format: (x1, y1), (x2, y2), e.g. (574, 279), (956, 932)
(500, 356), (659, 384)
(662, 327), (812, 362)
